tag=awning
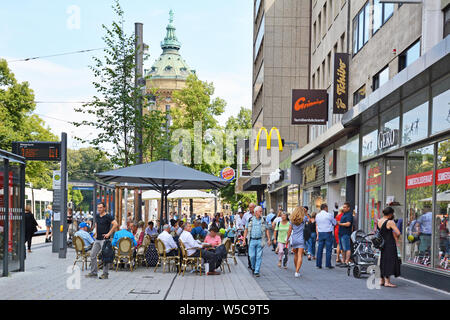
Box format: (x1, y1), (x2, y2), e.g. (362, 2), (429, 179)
(243, 177), (266, 191)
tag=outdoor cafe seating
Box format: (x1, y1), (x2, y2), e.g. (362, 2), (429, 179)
(154, 238), (180, 273)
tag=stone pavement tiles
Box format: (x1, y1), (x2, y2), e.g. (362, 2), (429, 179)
(238, 246), (450, 300)
(0, 243), (268, 300)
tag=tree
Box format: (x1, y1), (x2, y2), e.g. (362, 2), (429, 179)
(68, 185), (84, 209)
(0, 58), (59, 189)
(219, 107), (256, 211)
(73, 0), (144, 167)
(67, 147), (113, 181)
(170, 74), (226, 174)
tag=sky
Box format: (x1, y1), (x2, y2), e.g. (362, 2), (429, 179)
(0, 0), (253, 150)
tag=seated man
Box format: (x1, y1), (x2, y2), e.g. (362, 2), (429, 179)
(74, 222), (94, 251)
(157, 224), (179, 256)
(112, 225), (137, 248)
(179, 223), (227, 275)
(191, 220), (207, 240)
(145, 221), (158, 237)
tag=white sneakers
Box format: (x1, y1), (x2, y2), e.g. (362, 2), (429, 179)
(294, 272), (301, 278)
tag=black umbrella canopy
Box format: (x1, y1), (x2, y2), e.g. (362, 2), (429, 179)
(95, 159), (230, 191)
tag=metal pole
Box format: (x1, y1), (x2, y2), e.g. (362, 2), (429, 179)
(3, 159), (9, 276)
(19, 163), (25, 271)
(135, 22), (144, 222)
(160, 183), (164, 232)
(59, 132), (67, 258)
(93, 181), (97, 226)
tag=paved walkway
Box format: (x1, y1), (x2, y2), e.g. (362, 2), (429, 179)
(0, 243), (268, 300)
(238, 246), (450, 300)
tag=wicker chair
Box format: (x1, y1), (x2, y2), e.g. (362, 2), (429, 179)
(72, 236), (90, 271)
(178, 239), (202, 276)
(220, 238), (232, 273)
(154, 238), (180, 273)
(136, 235), (151, 267)
(113, 237), (134, 272)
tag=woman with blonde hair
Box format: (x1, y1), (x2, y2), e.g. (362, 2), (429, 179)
(286, 206), (309, 278)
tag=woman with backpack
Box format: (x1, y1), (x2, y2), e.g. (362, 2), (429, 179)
(286, 206), (309, 278)
(273, 212), (290, 269)
(378, 206), (401, 287)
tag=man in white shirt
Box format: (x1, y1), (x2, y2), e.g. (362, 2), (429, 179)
(157, 224), (179, 256)
(179, 224), (223, 275)
(315, 203), (336, 269)
(235, 211), (245, 231)
(242, 203), (255, 269)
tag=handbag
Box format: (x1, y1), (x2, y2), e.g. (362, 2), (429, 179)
(303, 222), (311, 242)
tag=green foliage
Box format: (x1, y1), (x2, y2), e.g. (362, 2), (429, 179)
(68, 185), (84, 207)
(68, 147), (113, 181)
(0, 58), (59, 189)
(73, 0), (144, 167)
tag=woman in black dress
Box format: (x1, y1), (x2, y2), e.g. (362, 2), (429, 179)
(377, 206), (401, 287)
(25, 205), (41, 253)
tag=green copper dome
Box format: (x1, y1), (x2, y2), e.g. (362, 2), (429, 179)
(147, 10), (195, 80)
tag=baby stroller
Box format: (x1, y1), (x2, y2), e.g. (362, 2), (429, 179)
(347, 230), (378, 278)
(235, 230), (247, 256)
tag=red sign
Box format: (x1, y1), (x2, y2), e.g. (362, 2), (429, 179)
(220, 167), (235, 181)
(406, 170), (434, 190)
(436, 167), (450, 185)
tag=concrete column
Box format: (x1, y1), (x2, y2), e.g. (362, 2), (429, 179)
(422, 0), (444, 54)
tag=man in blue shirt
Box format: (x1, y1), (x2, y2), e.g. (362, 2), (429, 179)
(201, 213), (211, 226)
(265, 209), (276, 251)
(112, 225), (137, 247)
(74, 222), (94, 251)
(417, 208), (432, 254)
(191, 220), (207, 239)
(337, 203), (353, 266)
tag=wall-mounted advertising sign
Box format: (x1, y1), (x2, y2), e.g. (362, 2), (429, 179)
(220, 167), (235, 181)
(292, 89), (328, 125)
(303, 164), (318, 184)
(378, 129), (398, 150)
(406, 170), (433, 190)
(333, 53), (349, 114)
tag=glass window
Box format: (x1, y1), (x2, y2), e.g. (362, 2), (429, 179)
(399, 40), (421, 72)
(353, 85), (366, 105)
(385, 159), (405, 258)
(434, 139), (450, 272)
(402, 89), (429, 145)
(254, 14), (265, 60)
(444, 5), (450, 38)
(254, 62), (264, 99)
(365, 160), (383, 233)
(362, 117), (378, 160)
(287, 185), (299, 214)
(373, 0), (382, 33)
(373, 65), (389, 91)
(405, 144), (434, 268)
(380, 105), (400, 153)
(353, 2), (369, 54)
(431, 76), (450, 135)
(343, 134), (359, 176)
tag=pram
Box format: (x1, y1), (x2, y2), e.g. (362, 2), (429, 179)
(235, 230), (247, 256)
(347, 230), (378, 278)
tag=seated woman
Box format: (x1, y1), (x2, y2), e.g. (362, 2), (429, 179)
(204, 225), (222, 249)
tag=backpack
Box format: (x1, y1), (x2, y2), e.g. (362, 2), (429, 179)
(372, 222), (385, 250)
(101, 239), (115, 263)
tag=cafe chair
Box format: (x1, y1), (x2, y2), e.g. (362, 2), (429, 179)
(220, 238), (232, 273)
(113, 237), (134, 272)
(72, 236), (91, 271)
(136, 235), (151, 267)
(154, 238), (180, 273)
(178, 239), (202, 276)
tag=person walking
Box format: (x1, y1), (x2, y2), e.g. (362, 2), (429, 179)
(337, 203), (353, 266)
(243, 206), (271, 277)
(378, 207), (401, 287)
(334, 208), (344, 265)
(25, 205), (40, 253)
(273, 212), (290, 269)
(85, 203), (118, 280)
(306, 212), (317, 261)
(287, 206), (308, 277)
(266, 209), (276, 251)
(243, 203), (255, 269)
(44, 204), (53, 243)
(315, 203), (336, 269)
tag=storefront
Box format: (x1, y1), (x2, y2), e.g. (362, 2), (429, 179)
(300, 156), (326, 213)
(0, 149), (26, 277)
(343, 40), (450, 287)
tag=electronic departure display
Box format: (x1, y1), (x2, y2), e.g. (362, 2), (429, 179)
(12, 142), (61, 161)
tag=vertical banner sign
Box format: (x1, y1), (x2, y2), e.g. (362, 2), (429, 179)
(292, 89), (328, 125)
(333, 53), (349, 114)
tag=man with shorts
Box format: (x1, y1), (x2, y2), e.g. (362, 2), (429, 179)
(338, 202), (353, 266)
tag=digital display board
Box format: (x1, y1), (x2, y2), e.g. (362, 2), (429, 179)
(12, 142), (61, 161)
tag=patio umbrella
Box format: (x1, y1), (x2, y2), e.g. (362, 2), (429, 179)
(96, 159), (229, 229)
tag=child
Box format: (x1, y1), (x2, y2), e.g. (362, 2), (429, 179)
(226, 221), (237, 243)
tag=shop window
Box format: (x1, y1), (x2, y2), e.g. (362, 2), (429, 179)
(385, 159), (405, 259)
(399, 40), (421, 72)
(380, 104), (400, 153)
(402, 88), (429, 145)
(431, 76), (450, 135)
(434, 139), (450, 272)
(365, 160), (383, 234)
(444, 5), (450, 38)
(361, 116), (379, 160)
(287, 185), (299, 214)
(373, 65), (389, 91)
(343, 134), (359, 176)
(353, 85), (366, 105)
(352, 1), (369, 54)
(373, 0), (394, 34)
(405, 144), (434, 268)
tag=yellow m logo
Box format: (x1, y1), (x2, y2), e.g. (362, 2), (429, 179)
(254, 127), (283, 152)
